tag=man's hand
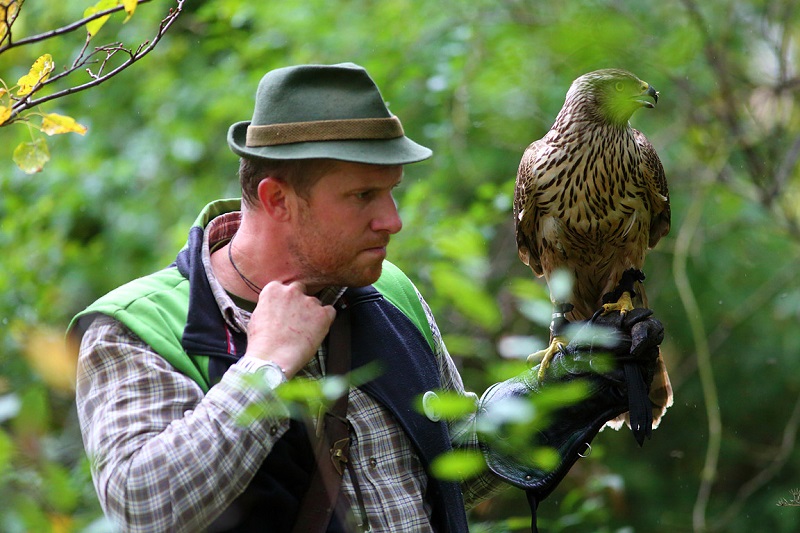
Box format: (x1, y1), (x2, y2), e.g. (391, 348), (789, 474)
(245, 281), (337, 378)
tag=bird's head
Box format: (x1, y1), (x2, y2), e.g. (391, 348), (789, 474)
(565, 69), (658, 127)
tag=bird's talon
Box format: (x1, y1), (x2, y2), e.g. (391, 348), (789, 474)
(536, 361), (549, 381)
(529, 337), (565, 380)
(601, 291), (634, 316)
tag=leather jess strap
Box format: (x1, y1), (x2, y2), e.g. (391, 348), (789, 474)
(291, 305), (365, 533)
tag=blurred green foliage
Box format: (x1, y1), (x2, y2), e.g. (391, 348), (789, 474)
(2, 0), (800, 531)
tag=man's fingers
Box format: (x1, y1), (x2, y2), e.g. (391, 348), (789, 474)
(322, 304), (337, 322)
(286, 280), (307, 293)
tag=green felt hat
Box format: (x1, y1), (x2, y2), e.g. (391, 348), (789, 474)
(227, 63), (432, 165)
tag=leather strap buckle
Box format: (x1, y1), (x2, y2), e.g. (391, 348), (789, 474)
(330, 437), (351, 476)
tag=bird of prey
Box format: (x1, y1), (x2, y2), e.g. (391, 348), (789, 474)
(514, 68), (673, 437)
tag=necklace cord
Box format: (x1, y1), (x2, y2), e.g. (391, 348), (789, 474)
(227, 234), (263, 295)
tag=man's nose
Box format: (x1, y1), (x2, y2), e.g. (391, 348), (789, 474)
(372, 195), (403, 235)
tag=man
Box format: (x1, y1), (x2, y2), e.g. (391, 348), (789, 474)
(72, 63), (663, 532)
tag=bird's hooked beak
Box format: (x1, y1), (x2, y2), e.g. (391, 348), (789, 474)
(638, 84), (659, 109)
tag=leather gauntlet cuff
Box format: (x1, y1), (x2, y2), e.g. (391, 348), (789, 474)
(477, 367), (627, 500)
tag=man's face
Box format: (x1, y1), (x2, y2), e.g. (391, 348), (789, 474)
(288, 161), (404, 289)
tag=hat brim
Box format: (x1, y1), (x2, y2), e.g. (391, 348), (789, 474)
(227, 121), (432, 165)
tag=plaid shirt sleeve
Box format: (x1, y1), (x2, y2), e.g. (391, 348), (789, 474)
(76, 314), (291, 532)
(414, 290), (508, 508)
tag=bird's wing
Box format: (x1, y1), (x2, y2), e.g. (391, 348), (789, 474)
(514, 139), (548, 277)
(634, 128), (671, 248)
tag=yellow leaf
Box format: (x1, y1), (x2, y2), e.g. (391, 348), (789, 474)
(122, 0), (137, 21)
(17, 326), (79, 394)
(0, 105), (10, 126)
(16, 54), (56, 97)
(0, 1), (20, 44)
(42, 113), (88, 136)
(84, 0), (117, 38)
(50, 513), (74, 533)
(13, 138), (50, 174)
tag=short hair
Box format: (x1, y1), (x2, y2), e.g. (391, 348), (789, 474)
(238, 157), (338, 208)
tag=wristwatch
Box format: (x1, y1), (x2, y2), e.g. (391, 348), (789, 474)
(239, 356), (288, 389)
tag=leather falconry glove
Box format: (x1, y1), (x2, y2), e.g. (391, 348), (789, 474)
(476, 308), (663, 508)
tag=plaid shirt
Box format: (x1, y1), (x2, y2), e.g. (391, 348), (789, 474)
(76, 211), (503, 532)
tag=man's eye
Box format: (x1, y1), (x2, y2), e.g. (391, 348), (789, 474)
(355, 191), (373, 200)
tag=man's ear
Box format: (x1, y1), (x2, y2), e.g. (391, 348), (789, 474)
(256, 177), (293, 221)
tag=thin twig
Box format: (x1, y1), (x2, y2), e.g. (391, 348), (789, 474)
(0, 0), (153, 53)
(710, 393), (800, 530)
(6, 1), (183, 121)
(0, 0), (22, 49)
(71, 34), (93, 70)
(673, 179), (721, 533)
(707, 254), (800, 353)
(769, 133), (800, 205)
(680, 0), (767, 194)
(670, 254), (800, 391)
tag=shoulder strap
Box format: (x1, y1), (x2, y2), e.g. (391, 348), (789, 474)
(292, 305), (365, 533)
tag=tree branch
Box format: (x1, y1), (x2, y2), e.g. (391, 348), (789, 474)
(680, 0), (768, 193)
(0, 0), (154, 54)
(6, 0), (183, 122)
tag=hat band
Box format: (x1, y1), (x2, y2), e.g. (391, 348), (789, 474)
(246, 117), (405, 147)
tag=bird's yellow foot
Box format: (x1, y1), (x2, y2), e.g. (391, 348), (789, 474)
(601, 291), (635, 316)
(528, 336), (566, 381)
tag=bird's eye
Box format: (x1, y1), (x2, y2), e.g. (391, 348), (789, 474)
(615, 82), (624, 92)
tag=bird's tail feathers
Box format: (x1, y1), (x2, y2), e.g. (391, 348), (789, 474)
(603, 351), (673, 432)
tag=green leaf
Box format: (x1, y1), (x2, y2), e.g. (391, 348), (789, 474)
(275, 377), (325, 404)
(11, 386), (51, 437)
(430, 449), (486, 481)
(414, 390), (477, 420)
(526, 446), (560, 471)
(13, 138), (50, 174)
(0, 428), (14, 474)
(430, 263), (501, 330)
(43, 463), (80, 512)
(548, 268), (574, 303)
(506, 277), (550, 302)
(531, 380), (590, 412)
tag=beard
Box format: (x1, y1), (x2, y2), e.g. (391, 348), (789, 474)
(288, 238), (385, 288)
(288, 207), (388, 288)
